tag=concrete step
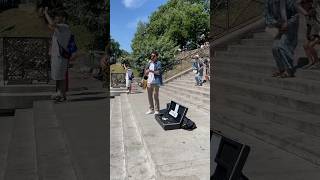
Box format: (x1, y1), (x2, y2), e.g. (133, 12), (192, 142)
(0, 84), (55, 93)
(33, 101), (77, 180)
(0, 116), (14, 180)
(227, 45), (306, 56)
(0, 92), (52, 109)
(164, 84), (209, 98)
(215, 59), (320, 81)
(110, 97), (126, 180)
(212, 122), (320, 180)
(240, 39), (274, 46)
(213, 77), (320, 116)
(161, 88), (209, 113)
(161, 85), (209, 105)
(212, 105), (320, 165)
(168, 80), (210, 90)
(120, 94), (155, 180)
(215, 67), (320, 96)
(3, 109), (38, 180)
(127, 93), (210, 179)
(215, 94), (320, 137)
(253, 32), (307, 42)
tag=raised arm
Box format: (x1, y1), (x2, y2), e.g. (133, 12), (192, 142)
(44, 7), (56, 31)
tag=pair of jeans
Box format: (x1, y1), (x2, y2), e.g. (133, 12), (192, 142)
(147, 84), (160, 111)
(272, 17), (299, 72)
(195, 74), (203, 85)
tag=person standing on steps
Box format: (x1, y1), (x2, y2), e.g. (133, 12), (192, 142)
(192, 54), (204, 86)
(44, 7), (71, 102)
(265, 0), (299, 78)
(145, 51), (162, 115)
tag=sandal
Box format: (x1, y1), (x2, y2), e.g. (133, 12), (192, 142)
(272, 71), (284, 77)
(55, 96), (67, 103)
(280, 71), (295, 78)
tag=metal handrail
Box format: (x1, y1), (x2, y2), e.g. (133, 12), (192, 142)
(211, 0), (264, 41)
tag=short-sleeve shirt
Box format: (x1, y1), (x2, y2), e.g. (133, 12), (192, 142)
(147, 62), (155, 84)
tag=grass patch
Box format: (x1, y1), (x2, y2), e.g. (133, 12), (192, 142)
(0, 6), (50, 37)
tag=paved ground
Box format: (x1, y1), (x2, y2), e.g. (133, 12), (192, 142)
(126, 90), (210, 179)
(54, 98), (109, 180)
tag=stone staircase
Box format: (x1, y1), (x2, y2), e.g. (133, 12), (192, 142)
(213, 30), (320, 169)
(162, 71), (210, 112)
(110, 92), (210, 180)
(0, 90), (108, 180)
(0, 101), (77, 180)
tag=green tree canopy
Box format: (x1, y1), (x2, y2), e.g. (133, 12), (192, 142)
(131, 0), (209, 71)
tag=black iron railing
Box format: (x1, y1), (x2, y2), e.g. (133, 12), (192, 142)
(2, 37), (51, 84)
(211, 0), (264, 41)
(110, 73), (126, 88)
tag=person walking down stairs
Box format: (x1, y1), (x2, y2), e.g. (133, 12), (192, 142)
(266, 0), (299, 78)
(145, 51), (162, 115)
(192, 54), (204, 86)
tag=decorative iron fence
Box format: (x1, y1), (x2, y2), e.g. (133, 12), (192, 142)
(211, 0), (264, 41)
(2, 37), (51, 84)
(110, 73), (126, 88)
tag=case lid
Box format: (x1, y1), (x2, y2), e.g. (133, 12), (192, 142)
(165, 101), (188, 123)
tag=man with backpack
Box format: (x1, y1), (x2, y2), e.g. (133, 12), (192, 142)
(192, 54), (204, 86)
(44, 7), (72, 102)
(145, 51), (162, 115)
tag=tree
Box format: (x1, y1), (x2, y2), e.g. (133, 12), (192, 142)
(131, 0), (209, 71)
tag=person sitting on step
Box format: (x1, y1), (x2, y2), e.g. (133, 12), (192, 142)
(296, 0), (320, 68)
(266, 0), (299, 78)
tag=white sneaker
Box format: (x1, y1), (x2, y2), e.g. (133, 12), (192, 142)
(145, 110), (154, 115)
(154, 111), (160, 115)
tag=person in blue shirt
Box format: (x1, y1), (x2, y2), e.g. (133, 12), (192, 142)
(265, 0), (299, 78)
(145, 51), (162, 115)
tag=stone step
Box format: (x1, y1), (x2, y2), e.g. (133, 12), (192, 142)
(240, 39), (274, 46)
(161, 88), (209, 113)
(3, 109), (38, 180)
(253, 32), (307, 41)
(0, 92), (52, 109)
(212, 105), (320, 165)
(110, 97), (126, 180)
(164, 84), (209, 98)
(0, 84), (55, 93)
(217, 48), (306, 59)
(0, 116), (14, 180)
(33, 101), (77, 180)
(215, 67), (320, 96)
(161, 85), (209, 105)
(120, 94), (155, 180)
(215, 94), (320, 137)
(213, 77), (320, 116)
(127, 93), (210, 179)
(215, 59), (320, 82)
(227, 45), (306, 56)
(168, 80), (210, 90)
(212, 122), (320, 180)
